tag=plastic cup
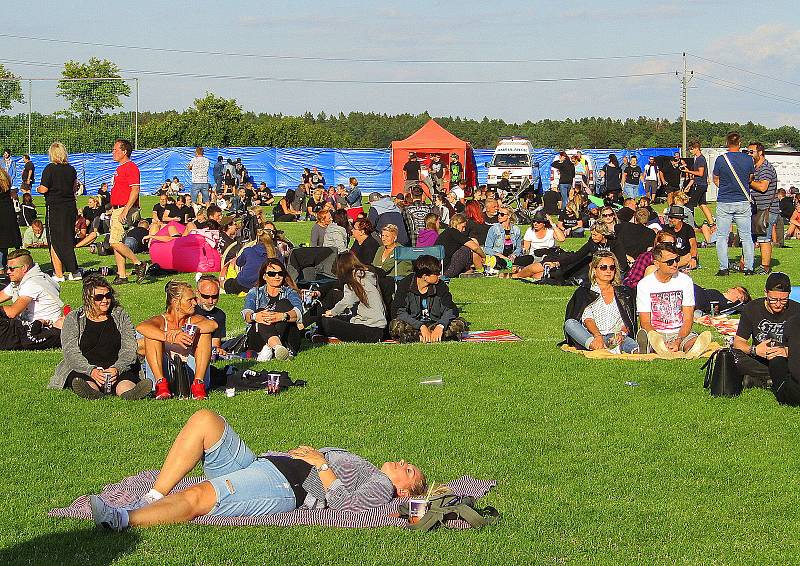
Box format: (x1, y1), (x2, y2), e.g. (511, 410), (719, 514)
(408, 498), (429, 524)
(709, 301), (720, 317)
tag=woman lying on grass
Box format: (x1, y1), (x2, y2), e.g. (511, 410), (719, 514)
(90, 409), (427, 531)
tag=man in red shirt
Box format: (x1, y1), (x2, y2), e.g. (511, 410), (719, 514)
(109, 139), (148, 283)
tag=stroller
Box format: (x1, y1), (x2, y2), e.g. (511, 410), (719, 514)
(502, 177), (541, 225)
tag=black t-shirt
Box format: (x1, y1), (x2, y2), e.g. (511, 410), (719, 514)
(783, 316), (800, 380)
(125, 226), (148, 249)
(176, 205), (195, 224)
(22, 161), (35, 185)
(40, 163), (77, 204)
(195, 305), (226, 340)
(693, 285), (743, 315)
(83, 206), (101, 224)
(502, 229), (514, 256)
(351, 236), (380, 266)
(736, 299), (800, 346)
(602, 164), (622, 192)
(435, 227), (470, 269)
(543, 191), (562, 215)
(466, 219), (490, 245)
(97, 189), (110, 208)
(403, 160), (421, 181)
(664, 222), (695, 256)
(153, 203), (180, 222)
(558, 209), (580, 230)
(779, 197), (795, 219)
(693, 155), (708, 188)
(429, 159), (445, 179)
(615, 222), (656, 258)
(552, 160), (575, 185)
(623, 165), (642, 186)
(617, 207), (635, 223)
(661, 160), (681, 188)
(483, 212), (498, 224)
(80, 317), (121, 368)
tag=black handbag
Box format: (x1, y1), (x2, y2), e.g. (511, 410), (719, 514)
(702, 347), (742, 397)
(167, 353), (192, 399)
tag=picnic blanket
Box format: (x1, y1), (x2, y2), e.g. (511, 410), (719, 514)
(560, 341), (720, 361)
(49, 471), (496, 530)
(382, 329), (522, 344)
(695, 314), (739, 336)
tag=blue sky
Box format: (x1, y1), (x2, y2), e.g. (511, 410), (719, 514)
(2, 0), (800, 127)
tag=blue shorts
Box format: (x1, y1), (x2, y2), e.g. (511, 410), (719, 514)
(203, 422), (296, 517)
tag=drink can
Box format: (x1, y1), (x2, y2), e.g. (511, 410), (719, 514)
(709, 301), (720, 317)
(408, 498), (429, 524)
(543, 264), (551, 279)
(103, 371), (113, 394)
(100, 266), (109, 277)
(183, 323), (198, 337)
(266, 372), (281, 394)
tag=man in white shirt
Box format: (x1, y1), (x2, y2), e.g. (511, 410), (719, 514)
(187, 147), (211, 205)
(636, 242), (712, 357)
(643, 156), (659, 200)
(0, 249), (63, 350)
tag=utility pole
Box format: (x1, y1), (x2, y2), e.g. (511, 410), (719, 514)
(678, 52), (693, 157)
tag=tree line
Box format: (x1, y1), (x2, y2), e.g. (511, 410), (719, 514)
(2, 60), (798, 154)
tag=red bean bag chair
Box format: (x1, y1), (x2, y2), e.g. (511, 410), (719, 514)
(149, 221), (221, 273)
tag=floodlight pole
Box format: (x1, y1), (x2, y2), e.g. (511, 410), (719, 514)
(27, 80), (31, 155)
(680, 53), (693, 157)
(135, 78), (139, 150)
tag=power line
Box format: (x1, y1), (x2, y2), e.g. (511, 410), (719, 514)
(688, 53), (800, 89)
(0, 57), (675, 85)
(0, 32), (681, 65)
(693, 74), (800, 107)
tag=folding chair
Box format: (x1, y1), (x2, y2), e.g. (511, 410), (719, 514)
(393, 245), (446, 282)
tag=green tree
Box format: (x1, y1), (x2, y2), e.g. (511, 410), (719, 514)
(57, 58), (130, 119)
(0, 65), (24, 113)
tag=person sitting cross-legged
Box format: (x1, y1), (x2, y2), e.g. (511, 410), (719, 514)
(563, 252), (639, 353)
(635, 242), (712, 358)
(136, 281), (217, 400)
(89, 408), (427, 531)
(50, 275), (150, 400)
(389, 254), (468, 343)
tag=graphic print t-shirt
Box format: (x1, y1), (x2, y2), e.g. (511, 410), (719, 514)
(735, 299), (800, 346)
(636, 272), (695, 332)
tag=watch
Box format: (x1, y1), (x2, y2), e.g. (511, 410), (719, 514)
(316, 463), (330, 472)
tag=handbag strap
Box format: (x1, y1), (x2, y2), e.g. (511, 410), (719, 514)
(721, 153), (752, 204)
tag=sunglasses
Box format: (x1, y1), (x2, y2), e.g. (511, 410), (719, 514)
(265, 270), (285, 278)
(6, 264), (25, 271)
(660, 257), (679, 266)
(92, 292), (114, 302)
(199, 292), (219, 300)
(601, 213), (615, 218)
(498, 212), (509, 217)
(597, 264), (616, 271)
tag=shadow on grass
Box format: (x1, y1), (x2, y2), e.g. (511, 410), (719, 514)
(0, 528), (139, 565)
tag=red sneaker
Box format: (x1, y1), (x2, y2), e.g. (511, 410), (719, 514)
(154, 380), (172, 400)
(191, 380), (207, 400)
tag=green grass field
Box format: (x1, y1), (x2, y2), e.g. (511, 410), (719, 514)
(2, 197), (800, 565)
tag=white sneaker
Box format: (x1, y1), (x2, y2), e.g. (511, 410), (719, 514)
(686, 331), (713, 359)
(256, 346), (273, 362)
(52, 275), (65, 283)
(273, 345), (291, 360)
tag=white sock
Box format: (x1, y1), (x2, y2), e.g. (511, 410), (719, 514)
(143, 488), (164, 504)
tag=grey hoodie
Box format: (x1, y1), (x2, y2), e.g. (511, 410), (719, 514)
(48, 306), (138, 389)
(329, 270), (386, 328)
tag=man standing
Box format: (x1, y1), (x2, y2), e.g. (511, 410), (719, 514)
(712, 132), (755, 276)
(188, 147), (211, 205)
(636, 242), (712, 357)
(733, 272), (798, 388)
(659, 152), (682, 204)
(195, 275), (227, 358)
(551, 152), (575, 209)
(212, 156), (224, 193)
(20, 155), (34, 194)
(684, 141), (713, 226)
(621, 155), (642, 199)
(428, 153), (445, 193)
(448, 153), (464, 191)
(403, 152), (421, 193)
(109, 139), (148, 284)
(643, 156), (659, 201)
(747, 142), (779, 275)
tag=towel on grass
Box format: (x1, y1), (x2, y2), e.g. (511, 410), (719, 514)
(560, 341), (720, 361)
(382, 329), (522, 344)
(49, 471), (496, 530)
(695, 314), (739, 336)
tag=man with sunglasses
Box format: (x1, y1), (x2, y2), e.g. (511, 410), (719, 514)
(635, 242), (712, 357)
(733, 272), (799, 388)
(195, 275), (227, 358)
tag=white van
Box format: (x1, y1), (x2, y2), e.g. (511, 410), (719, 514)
(485, 137), (538, 190)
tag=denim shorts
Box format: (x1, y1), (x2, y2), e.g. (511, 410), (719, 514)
(203, 422), (296, 517)
(755, 211), (779, 243)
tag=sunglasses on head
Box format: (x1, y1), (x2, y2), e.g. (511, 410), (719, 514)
(661, 257), (679, 266)
(265, 270), (285, 278)
(92, 292), (114, 302)
(199, 292), (219, 300)
(597, 264), (616, 271)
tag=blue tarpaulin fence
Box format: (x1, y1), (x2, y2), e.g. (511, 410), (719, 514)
(5, 146), (678, 196)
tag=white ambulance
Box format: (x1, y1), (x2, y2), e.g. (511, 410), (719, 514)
(485, 137), (538, 190)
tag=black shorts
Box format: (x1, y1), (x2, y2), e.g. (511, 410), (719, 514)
(689, 186), (708, 207)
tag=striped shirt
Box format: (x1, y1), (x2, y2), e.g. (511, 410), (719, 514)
(752, 159), (779, 213)
(300, 448), (396, 512)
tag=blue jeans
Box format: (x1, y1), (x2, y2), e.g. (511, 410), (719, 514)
(623, 183), (640, 199)
(756, 211), (779, 244)
(564, 318), (639, 353)
(716, 201), (754, 270)
(191, 183), (210, 204)
(203, 421), (297, 516)
(559, 184), (571, 208)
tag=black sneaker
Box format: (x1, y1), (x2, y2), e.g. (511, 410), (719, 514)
(134, 261), (150, 283)
(742, 269), (755, 276)
(71, 377), (103, 399)
(715, 269), (729, 277)
(120, 379), (153, 400)
(112, 276), (129, 285)
(753, 265), (770, 275)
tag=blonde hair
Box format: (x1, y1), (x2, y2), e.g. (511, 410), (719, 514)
(0, 167), (10, 194)
(589, 252), (622, 286)
(258, 230), (278, 258)
(673, 191), (690, 206)
(450, 214), (467, 229)
(48, 141), (69, 165)
(381, 223), (399, 236)
(164, 280), (193, 311)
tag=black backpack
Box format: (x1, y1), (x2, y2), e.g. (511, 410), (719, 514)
(398, 491), (499, 532)
(702, 347), (742, 397)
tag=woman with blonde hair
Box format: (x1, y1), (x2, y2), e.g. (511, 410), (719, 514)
(37, 141), (80, 281)
(563, 251), (639, 353)
(0, 166), (22, 275)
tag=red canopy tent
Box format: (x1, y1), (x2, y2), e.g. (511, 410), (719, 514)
(390, 119), (477, 196)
